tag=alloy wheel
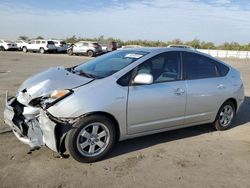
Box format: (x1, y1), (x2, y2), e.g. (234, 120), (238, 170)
(76, 122), (110, 157)
(219, 105), (234, 127)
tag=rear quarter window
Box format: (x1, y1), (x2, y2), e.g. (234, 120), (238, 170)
(216, 62), (230, 77)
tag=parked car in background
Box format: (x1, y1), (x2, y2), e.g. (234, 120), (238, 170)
(0, 40), (18, 51)
(100, 41), (118, 53)
(4, 48), (244, 163)
(22, 40), (57, 54)
(67, 41), (102, 57)
(100, 44), (108, 53)
(14, 40), (28, 50)
(52, 40), (68, 53)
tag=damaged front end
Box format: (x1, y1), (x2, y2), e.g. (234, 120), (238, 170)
(3, 67), (93, 154)
(4, 91), (73, 154)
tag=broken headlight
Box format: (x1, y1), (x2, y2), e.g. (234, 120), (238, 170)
(29, 89), (73, 108)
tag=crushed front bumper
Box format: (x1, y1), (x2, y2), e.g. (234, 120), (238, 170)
(4, 92), (59, 152)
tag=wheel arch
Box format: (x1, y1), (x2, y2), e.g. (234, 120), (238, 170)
(224, 98), (237, 111)
(212, 97), (238, 123)
(56, 111), (121, 154)
(82, 111), (121, 141)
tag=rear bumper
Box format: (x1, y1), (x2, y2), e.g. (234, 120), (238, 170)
(46, 48), (57, 52)
(6, 47), (18, 50)
(4, 92), (59, 152)
(236, 83), (245, 113)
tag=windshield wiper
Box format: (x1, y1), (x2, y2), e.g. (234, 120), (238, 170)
(79, 71), (96, 79)
(70, 68), (97, 79)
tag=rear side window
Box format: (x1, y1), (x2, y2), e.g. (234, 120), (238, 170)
(60, 41), (66, 45)
(183, 52), (218, 80)
(35, 41), (41, 44)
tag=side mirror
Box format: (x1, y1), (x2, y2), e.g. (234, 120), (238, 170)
(133, 73), (153, 85)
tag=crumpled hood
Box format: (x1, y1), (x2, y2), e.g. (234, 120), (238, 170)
(17, 67), (93, 99)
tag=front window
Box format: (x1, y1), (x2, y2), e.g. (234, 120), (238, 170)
(137, 52), (181, 83)
(72, 50), (149, 79)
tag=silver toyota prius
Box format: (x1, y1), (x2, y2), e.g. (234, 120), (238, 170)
(4, 47), (244, 163)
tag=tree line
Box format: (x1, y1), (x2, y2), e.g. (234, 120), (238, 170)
(18, 35), (250, 51)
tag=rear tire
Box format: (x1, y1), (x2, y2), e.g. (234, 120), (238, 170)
(87, 50), (95, 57)
(65, 115), (116, 163)
(214, 101), (235, 131)
(39, 48), (45, 54)
(22, 47), (27, 53)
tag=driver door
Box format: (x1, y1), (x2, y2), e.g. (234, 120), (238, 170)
(127, 51), (187, 134)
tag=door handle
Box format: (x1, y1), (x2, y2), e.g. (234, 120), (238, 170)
(174, 88), (185, 95)
(217, 84), (225, 89)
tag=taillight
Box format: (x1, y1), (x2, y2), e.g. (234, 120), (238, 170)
(47, 44), (49, 48)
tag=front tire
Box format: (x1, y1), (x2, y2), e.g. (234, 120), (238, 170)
(67, 49), (73, 56)
(214, 101), (235, 131)
(0, 46), (5, 51)
(66, 115), (116, 163)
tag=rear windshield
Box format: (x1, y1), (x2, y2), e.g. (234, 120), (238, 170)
(60, 41), (66, 45)
(4, 40), (12, 43)
(47, 41), (54, 45)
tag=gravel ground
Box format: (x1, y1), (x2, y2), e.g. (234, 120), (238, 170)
(0, 51), (250, 188)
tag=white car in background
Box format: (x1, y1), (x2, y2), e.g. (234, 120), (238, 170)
(67, 41), (103, 57)
(0, 40), (18, 51)
(22, 40), (57, 54)
(52, 40), (68, 53)
(14, 40), (28, 50)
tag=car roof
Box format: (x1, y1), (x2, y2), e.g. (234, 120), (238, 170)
(120, 47), (198, 53)
(120, 47), (219, 60)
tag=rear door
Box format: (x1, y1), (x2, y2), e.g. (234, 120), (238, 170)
(35, 40), (41, 50)
(127, 51), (187, 134)
(182, 52), (230, 125)
(47, 41), (56, 50)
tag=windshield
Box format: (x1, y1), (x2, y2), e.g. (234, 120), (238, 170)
(72, 50), (149, 78)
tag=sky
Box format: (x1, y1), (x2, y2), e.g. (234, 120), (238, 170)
(0, 0), (250, 44)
